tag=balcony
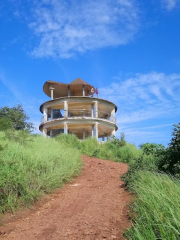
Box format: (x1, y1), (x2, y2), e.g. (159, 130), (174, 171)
(41, 109), (116, 124)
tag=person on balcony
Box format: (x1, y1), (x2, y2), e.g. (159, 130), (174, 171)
(91, 86), (95, 97)
(95, 88), (99, 97)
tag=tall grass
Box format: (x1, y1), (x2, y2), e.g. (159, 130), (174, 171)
(80, 137), (99, 156)
(0, 132), (82, 214)
(55, 133), (81, 149)
(1, 131), (180, 240)
(125, 171), (180, 240)
(77, 137), (142, 163)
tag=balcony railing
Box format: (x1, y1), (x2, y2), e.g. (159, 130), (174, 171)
(41, 109), (116, 124)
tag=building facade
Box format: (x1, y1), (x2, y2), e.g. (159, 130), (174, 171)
(39, 78), (118, 140)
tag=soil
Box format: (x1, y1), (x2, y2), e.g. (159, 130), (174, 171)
(0, 155), (132, 240)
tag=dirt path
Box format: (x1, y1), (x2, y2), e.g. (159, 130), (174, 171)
(0, 156), (131, 240)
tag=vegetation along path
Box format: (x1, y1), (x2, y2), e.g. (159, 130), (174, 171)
(0, 156), (131, 240)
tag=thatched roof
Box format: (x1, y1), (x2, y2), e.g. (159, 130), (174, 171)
(69, 78), (90, 85)
(43, 78), (93, 98)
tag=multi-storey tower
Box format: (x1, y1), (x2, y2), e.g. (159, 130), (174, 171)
(39, 78), (118, 140)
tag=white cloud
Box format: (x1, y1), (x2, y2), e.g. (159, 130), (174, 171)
(29, 0), (140, 58)
(100, 72), (180, 108)
(100, 72), (180, 144)
(161, 0), (179, 10)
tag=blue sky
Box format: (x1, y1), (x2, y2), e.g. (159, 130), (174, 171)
(0, 0), (180, 146)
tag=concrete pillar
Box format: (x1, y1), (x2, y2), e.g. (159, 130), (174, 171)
(91, 125), (94, 137)
(50, 129), (53, 137)
(94, 101), (98, 118)
(43, 107), (48, 122)
(51, 90), (53, 99)
(111, 109), (115, 123)
(49, 84), (55, 100)
(95, 122), (98, 139)
(83, 85), (85, 96)
(83, 128), (85, 140)
(64, 101), (68, 118)
(107, 135), (111, 141)
(68, 86), (70, 97)
(51, 109), (53, 120)
(64, 122), (68, 134)
(112, 128), (116, 137)
(43, 128), (47, 137)
(91, 104), (94, 118)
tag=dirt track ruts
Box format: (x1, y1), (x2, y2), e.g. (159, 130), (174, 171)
(0, 155), (131, 240)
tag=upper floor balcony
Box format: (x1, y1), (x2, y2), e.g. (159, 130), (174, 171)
(41, 108), (116, 124)
(40, 96), (117, 127)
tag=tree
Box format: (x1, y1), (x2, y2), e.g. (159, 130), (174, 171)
(0, 116), (12, 131)
(139, 142), (165, 156)
(0, 104), (34, 132)
(158, 123), (180, 176)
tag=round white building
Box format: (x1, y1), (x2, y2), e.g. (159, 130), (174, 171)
(39, 78), (118, 140)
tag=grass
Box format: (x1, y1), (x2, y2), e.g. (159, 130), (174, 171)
(124, 171), (180, 240)
(1, 131), (180, 239)
(0, 131), (82, 214)
(78, 136), (142, 163)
